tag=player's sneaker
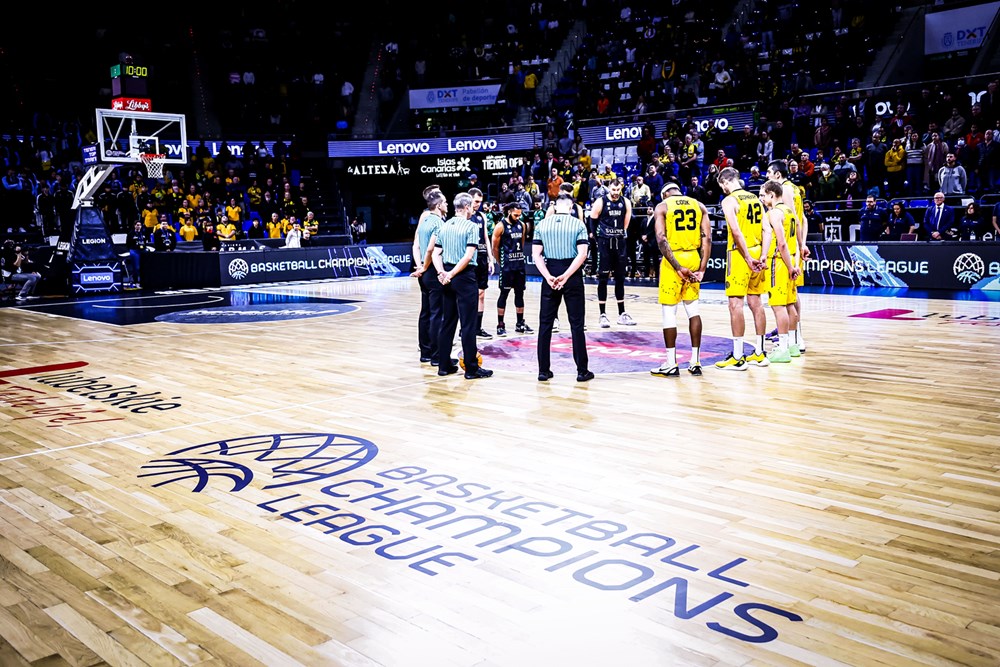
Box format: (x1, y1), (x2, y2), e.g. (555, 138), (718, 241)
(767, 348), (792, 363)
(745, 351), (770, 367)
(515, 321), (534, 333)
(765, 327), (779, 342)
(496, 325), (507, 337)
(788, 344), (801, 357)
(618, 312), (636, 326)
(650, 364), (680, 378)
(715, 353), (748, 371)
(687, 365), (703, 376)
(599, 313), (611, 328)
(553, 318), (560, 331)
(477, 328), (493, 339)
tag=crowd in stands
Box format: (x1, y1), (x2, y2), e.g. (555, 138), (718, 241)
(1, 132), (316, 270)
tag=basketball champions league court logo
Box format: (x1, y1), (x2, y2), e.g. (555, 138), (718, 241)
(141, 433), (804, 644)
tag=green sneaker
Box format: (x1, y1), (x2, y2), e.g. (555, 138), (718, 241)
(788, 344), (801, 358)
(767, 348), (792, 363)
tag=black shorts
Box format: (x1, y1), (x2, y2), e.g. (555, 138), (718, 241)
(476, 252), (489, 289)
(498, 270), (526, 292)
(596, 235), (627, 274)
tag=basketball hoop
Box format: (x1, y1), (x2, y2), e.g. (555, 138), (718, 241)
(140, 153), (166, 179)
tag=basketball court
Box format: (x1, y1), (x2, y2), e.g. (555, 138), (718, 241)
(1, 275), (998, 666)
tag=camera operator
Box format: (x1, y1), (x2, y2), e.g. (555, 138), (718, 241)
(2, 239), (42, 302)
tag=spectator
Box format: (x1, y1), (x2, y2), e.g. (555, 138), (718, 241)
(152, 220), (177, 252)
(802, 199), (825, 235)
(841, 170), (865, 207)
(246, 218), (265, 239)
(922, 192), (955, 240)
(941, 107), (966, 145)
(958, 202), (981, 240)
(832, 153), (856, 184)
(923, 131), (949, 191)
(937, 153), (967, 195)
(284, 220), (304, 248)
(736, 125), (758, 171)
(813, 163), (840, 203)
(546, 167), (564, 200)
(864, 132), (887, 195)
(978, 129), (1000, 192)
(747, 165), (767, 189)
(630, 176), (651, 207)
(1, 240), (41, 301)
(859, 195), (888, 241)
(884, 138), (906, 197)
(757, 131), (773, 166)
(903, 131), (925, 195)
(887, 201), (918, 241)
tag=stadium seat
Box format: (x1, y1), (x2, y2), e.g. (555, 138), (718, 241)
(591, 148), (604, 163)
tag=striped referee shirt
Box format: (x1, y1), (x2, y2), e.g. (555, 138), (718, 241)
(435, 215), (479, 265)
(533, 213), (588, 260)
(417, 212), (443, 257)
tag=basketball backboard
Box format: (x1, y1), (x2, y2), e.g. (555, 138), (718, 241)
(95, 108), (188, 165)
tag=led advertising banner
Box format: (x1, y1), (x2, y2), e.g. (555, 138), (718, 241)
(925, 1), (1000, 55)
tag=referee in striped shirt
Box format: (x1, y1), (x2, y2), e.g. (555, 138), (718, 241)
(533, 193), (593, 382)
(432, 192), (494, 379)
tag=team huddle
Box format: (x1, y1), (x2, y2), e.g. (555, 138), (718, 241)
(411, 160), (809, 381)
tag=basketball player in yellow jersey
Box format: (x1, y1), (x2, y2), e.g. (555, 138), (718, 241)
(759, 181), (802, 363)
(650, 183), (711, 377)
(715, 167), (772, 371)
(766, 160), (809, 352)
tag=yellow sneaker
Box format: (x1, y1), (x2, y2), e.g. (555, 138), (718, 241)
(745, 351), (771, 367)
(715, 353), (748, 371)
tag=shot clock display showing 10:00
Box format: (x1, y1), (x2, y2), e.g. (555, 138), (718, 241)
(110, 63), (150, 97)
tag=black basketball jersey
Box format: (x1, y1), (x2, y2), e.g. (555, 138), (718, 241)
(470, 210), (489, 253)
(596, 196), (627, 237)
(498, 217), (525, 272)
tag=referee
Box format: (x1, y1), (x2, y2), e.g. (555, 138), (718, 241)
(533, 193), (593, 382)
(432, 192), (494, 379)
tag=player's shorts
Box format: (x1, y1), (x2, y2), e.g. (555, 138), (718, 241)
(658, 249), (701, 305)
(596, 235), (627, 274)
(725, 244), (765, 297)
(795, 252), (805, 287)
(476, 252), (489, 290)
(498, 269), (526, 292)
(767, 253), (798, 306)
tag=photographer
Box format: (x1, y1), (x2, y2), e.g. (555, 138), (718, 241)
(1, 240), (42, 302)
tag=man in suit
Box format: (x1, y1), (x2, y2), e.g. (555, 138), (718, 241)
(922, 192), (955, 241)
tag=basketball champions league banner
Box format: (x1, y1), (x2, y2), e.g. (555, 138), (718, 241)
(219, 244), (413, 286)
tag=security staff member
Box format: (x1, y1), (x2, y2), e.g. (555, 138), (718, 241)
(433, 192), (494, 380)
(533, 193), (593, 383)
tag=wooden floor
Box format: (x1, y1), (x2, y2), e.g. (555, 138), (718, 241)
(1, 277), (998, 667)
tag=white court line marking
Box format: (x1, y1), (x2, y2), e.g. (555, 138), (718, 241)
(91, 296), (226, 309)
(0, 375), (451, 463)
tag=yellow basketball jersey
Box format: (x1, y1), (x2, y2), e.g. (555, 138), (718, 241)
(782, 178), (805, 230)
(727, 189), (764, 249)
(663, 196), (702, 252)
(768, 203), (797, 257)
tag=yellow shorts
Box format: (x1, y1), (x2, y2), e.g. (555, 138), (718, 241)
(726, 245), (765, 297)
(768, 254), (798, 306)
(658, 249), (701, 305)
(795, 252), (805, 287)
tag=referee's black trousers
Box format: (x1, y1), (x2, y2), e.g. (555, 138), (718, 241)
(537, 258), (588, 375)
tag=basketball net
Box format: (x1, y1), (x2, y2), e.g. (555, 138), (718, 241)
(140, 153), (166, 179)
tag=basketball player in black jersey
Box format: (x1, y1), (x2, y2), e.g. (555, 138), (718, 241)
(468, 188), (495, 338)
(491, 203), (533, 336)
(589, 179), (636, 327)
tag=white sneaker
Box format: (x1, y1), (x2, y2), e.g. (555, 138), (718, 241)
(618, 312), (636, 326)
(599, 313), (611, 328)
(552, 318), (560, 332)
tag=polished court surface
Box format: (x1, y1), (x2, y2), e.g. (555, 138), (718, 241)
(1, 276), (998, 666)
